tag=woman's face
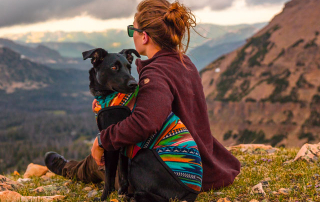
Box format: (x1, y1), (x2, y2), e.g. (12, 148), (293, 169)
(133, 21), (145, 56)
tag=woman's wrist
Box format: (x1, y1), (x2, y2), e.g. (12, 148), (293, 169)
(97, 133), (104, 149)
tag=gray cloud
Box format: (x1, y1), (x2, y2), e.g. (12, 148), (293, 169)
(2, 0), (272, 28)
(0, 0), (139, 27)
(175, 0), (235, 11)
(245, 0), (290, 6)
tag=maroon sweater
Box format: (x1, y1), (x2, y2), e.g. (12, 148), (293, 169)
(100, 49), (241, 191)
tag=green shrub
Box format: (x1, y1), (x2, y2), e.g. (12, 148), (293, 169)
(269, 134), (286, 147)
(296, 74), (314, 88)
(304, 38), (317, 49)
(245, 98), (256, 102)
(298, 132), (315, 142)
(223, 130), (233, 141)
(237, 129), (268, 144)
(304, 111), (320, 127)
(290, 39), (304, 48)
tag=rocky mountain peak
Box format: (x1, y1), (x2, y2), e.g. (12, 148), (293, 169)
(200, 0), (320, 147)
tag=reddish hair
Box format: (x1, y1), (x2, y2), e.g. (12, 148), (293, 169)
(135, 0), (197, 68)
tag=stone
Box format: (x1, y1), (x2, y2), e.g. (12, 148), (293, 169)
(63, 181), (71, 186)
(0, 175), (23, 191)
(278, 188), (291, 195)
(0, 183), (14, 192)
(266, 148), (277, 154)
(217, 198), (231, 202)
(41, 175), (50, 181)
(261, 181), (269, 187)
(32, 185), (70, 194)
(213, 192), (224, 196)
(17, 178), (32, 184)
(251, 183), (266, 196)
(23, 163), (48, 178)
(260, 179), (270, 187)
(283, 159), (295, 165)
(0, 190), (22, 202)
(249, 200), (259, 202)
(45, 172), (56, 178)
(22, 195), (65, 202)
(292, 143), (320, 163)
(83, 186), (92, 191)
(230, 144), (275, 151)
(33, 186), (45, 193)
(88, 190), (98, 198)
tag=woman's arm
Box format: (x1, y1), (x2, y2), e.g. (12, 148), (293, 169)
(99, 66), (174, 151)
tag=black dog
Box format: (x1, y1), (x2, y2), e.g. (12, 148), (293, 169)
(83, 48), (201, 202)
(83, 48), (140, 201)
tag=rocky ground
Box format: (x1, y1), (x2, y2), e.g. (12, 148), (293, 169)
(1, 143), (320, 202)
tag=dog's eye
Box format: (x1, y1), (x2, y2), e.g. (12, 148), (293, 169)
(111, 66), (117, 71)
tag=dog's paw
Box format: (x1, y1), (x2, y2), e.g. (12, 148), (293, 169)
(118, 185), (129, 196)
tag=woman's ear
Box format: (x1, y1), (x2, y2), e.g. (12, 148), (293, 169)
(142, 31), (149, 45)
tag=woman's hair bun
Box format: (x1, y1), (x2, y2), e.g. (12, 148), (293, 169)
(167, 2), (179, 13)
(163, 2), (187, 24)
(163, 1), (196, 30)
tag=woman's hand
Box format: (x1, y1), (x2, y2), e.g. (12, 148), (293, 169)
(92, 99), (98, 112)
(91, 137), (105, 166)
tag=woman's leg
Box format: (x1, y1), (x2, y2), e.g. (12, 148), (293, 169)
(129, 149), (198, 202)
(45, 151), (105, 184)
(62, 154), (105, 183)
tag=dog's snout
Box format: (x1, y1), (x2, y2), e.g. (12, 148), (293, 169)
(127, 80), (138, 89)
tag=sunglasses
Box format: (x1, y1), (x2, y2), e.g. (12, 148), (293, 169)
(127, 25), (144, 37)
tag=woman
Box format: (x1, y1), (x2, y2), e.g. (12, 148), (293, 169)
(91, 0), (240, 198)
(45, 0), (240, 201)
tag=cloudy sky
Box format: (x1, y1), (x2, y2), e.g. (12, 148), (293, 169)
(0, 0), (290, 36)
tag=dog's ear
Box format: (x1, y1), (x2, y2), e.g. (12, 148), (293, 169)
(119, 49), (141, 64)
(82, 48), (108, 67)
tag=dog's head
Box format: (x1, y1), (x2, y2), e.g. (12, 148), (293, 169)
(82, 48), (140, 96)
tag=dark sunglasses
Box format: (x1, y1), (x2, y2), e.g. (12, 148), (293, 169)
(127, 25), (144, 37)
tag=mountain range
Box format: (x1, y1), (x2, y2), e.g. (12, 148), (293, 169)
(200, 0), (320, 148)
(3, 23), (266, 54)
(189, 23), (266, 70)
(3, 23), (267, 70)
(0, 38), (91, 71)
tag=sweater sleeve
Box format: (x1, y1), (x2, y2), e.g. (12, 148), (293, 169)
(99, 66), (174, 151)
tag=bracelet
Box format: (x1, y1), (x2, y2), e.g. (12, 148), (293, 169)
(97, 133), (104, 149)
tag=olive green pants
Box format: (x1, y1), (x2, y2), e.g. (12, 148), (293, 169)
(61, 154), (106, 184)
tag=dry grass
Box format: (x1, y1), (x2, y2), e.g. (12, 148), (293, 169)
(7, 147), (320, 201)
